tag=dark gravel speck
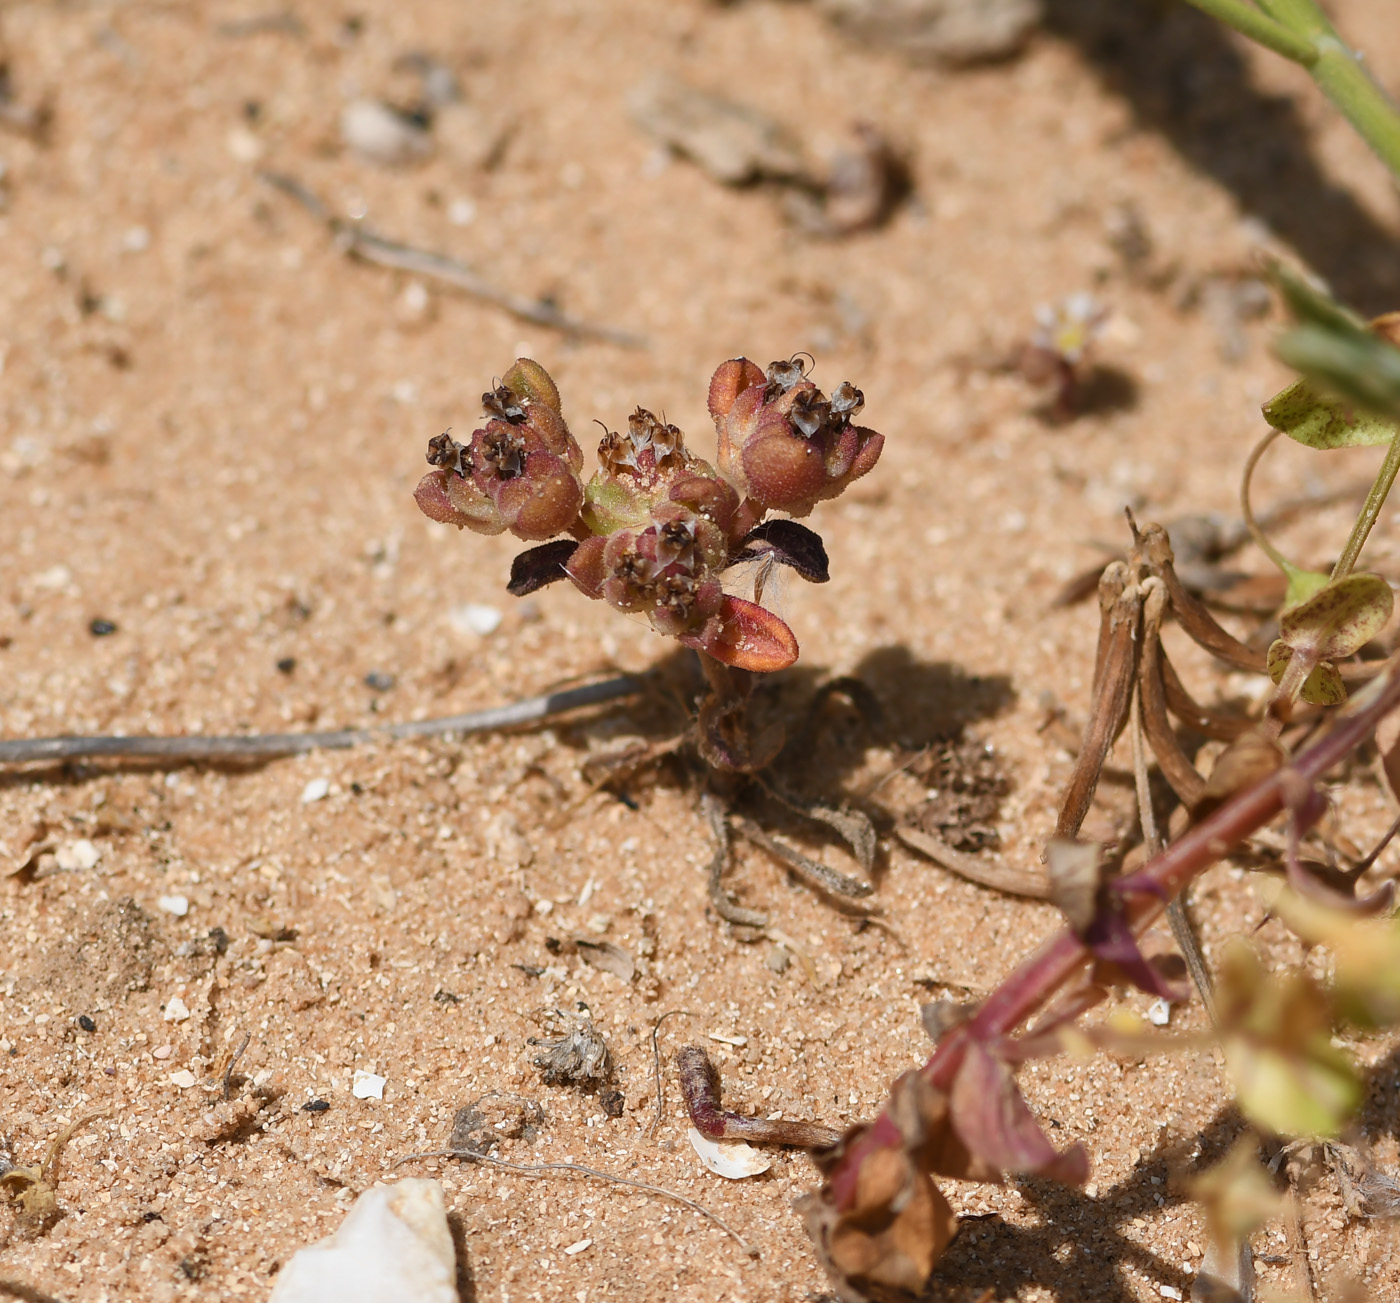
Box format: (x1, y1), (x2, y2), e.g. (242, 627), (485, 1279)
(89, 618), (118, 637)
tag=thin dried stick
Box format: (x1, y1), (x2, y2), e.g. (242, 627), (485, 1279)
(731, 816), (878, 913)
(702, 794), (768, 929)
(221, 1032), (252, 1101)
(1130, 672), (1218, 1024)
(259, 171), (645, 348)
(0, 676), (640, 767)
(646, 1010), (693, 1140)
(395, 1145), (758, 1257)
(893, 823), (1049, 900)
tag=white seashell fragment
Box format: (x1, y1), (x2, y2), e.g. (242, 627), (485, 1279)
(269, 1180), (457, 1303)
(687, 1127), (772, 1179)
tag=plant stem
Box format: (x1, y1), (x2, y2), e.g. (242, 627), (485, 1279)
(1181, 0), (1316, 63)
(822, 662), (1400, 1213)
(1184, 0), (1400, 184)
(1240, 428), (1301, 577)
(1331, 432), (1400, 581)
(1309, 35), (1400, 186)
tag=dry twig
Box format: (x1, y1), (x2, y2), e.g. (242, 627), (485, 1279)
(0, 676), (640, 768)
(259, 172), (646, 348)
(395, 1145), (758, 1257)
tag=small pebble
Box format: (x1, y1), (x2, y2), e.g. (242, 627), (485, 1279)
(88, 617), (118, 636)
(352, 1070), (386, 1100)
(303, 1099), (331, 1113)
(447, 603), (501, 637)
(341, 98), (432, 166)
(158, 894), (191, 917)
(55, 839), (101, 871)
(170, 1069), (198, 1089)
(1159, 1288), (1183, 1301)
(276, 656), (297, 674)
(364, 670), (396, 692)
(77, 1015), (96, 1032)
(1146, 999), (1171, 1027)
(163, 997), (191, 1023)
(301, 778), (331, 804)
(562, 1238), (592, 1256)
(152, 1044), (174, 1059)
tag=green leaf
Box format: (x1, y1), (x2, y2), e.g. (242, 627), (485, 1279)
(1276, 325), (1400, 427)
(1263, 376), (1399, 449)
(1266, 264), (1400, 434)
(1224, 1040), (1360, 1137)
(1216, 940), (1363, 1137)
(1278, 572), (1393, 660)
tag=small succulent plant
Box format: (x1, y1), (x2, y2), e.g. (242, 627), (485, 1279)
(414, 355), (883, 679)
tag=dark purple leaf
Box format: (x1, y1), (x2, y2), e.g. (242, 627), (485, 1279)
(1084, 907), (1185, 1001)
(507, 540), (579, 596)
(948, 1040), (1088, 1184)
(733, 520), (830, 583)
(1285, 854), (1396, 915)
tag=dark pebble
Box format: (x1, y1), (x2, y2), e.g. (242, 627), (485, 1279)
(302, 1099), (331, 1113)
(276, 656), (296, 674)
(364, 670), (396, 692)
(89, 618), (118, 637)
(77, 1014), (96, 1032)
(601, 1089), (625, 1118)
(432, 989), (462, 1005)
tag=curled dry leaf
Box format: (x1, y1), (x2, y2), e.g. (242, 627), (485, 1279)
(1043, 838), (1101, 935)
(798, 1071), (959, 1303)
(574, 938), (636, 983)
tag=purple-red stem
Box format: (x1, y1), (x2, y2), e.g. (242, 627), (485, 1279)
(825, 665), (1400, 1211)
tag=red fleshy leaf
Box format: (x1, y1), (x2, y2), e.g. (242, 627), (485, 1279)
(414, 469), (468, 527)
(949, 1040), (1089, 1184)
(680, 595), (798, 672)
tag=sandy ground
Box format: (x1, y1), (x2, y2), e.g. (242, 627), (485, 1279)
(3, 1), (1400, 1300)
